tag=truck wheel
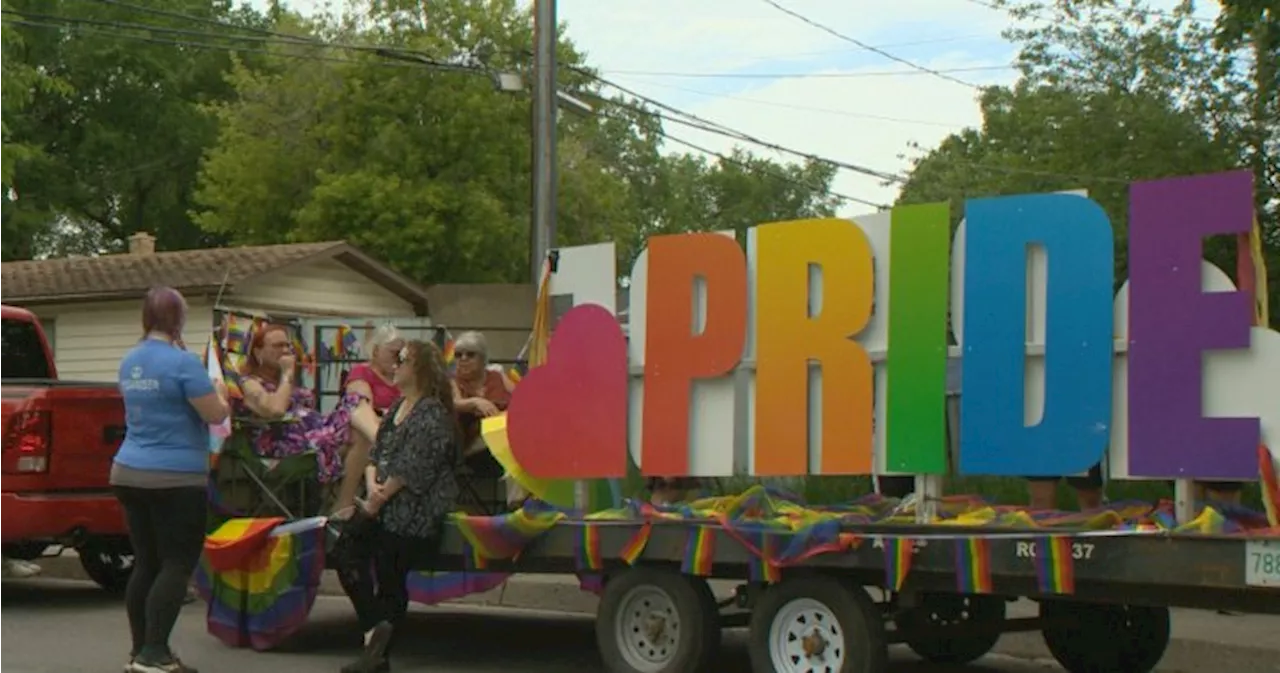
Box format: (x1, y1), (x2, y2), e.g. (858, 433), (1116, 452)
(748, 575), (887, 673)
(896, 592), (1005, 664)
(1041, 600), (1170, 673)
(79, 540), (134, 594)
(596, 566), (721, 673)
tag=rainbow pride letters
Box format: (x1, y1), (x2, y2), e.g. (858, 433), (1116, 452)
(508, 170), (1279, 482)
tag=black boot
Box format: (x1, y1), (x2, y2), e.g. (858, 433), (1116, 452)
(338, 621), (393, 673)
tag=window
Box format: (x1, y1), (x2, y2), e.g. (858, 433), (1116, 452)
(2, 317), (53, 379)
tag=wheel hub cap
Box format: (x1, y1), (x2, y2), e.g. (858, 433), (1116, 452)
(615, 586), (681, 672)
(770, 597), (846, 673)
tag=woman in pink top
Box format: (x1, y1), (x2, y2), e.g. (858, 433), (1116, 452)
(344, 325), (405, 415)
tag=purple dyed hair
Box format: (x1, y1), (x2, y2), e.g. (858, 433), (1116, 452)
(141, 286), (188, 341)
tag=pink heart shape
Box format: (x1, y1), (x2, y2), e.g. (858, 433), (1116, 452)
(507, 304), (629, 479)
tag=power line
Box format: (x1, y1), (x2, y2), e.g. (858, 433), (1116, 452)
(618, 78), (967, 128)
(760, 0), (980, 88)
(601, 64), (1015, 80)
(13, 3), (1135, 189)
(655, 129), (889, 210)
(575, 67), (907, 183)
(0, 15), (452, 72)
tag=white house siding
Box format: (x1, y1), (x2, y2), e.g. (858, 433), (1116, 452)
(227, 259), (415, 318)
(29, 299), (213, 383)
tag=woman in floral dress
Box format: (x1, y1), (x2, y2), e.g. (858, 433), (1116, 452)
(237, 324), (381, 516)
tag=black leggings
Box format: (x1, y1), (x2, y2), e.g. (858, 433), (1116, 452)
(336, 521), (439, 655)
(114, 485), (207, 660)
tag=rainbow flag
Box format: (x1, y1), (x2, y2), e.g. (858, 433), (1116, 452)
(1034, 536), (1075, 594)
(203, 517), (284, 572)
(224, 314), (251, 356)
(882, 537), (913, 591)
(747, 532), (781, 583)
(451, 508), (565, 562)
(954, 537), (993, 594)
(1261, 444), (1279, 528)
(681, 525), (716, 576)
(619, 522), (652, 565)
(204, 337), (233, 453)
(195, 517), (326, 651)
(574, 524), (603, 572)
(407, 570), (509, 605)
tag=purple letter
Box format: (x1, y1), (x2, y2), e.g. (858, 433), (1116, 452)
(1128, 171), (1259, 478)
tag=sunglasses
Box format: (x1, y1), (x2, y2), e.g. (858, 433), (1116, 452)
(456, 350), (479, 359)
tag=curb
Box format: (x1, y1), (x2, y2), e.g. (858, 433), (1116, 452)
(33, 554), (1279, 670)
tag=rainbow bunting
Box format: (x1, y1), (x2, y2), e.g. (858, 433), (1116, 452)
(619, 522), (652, 565)
(882, 537), (913, 591)
(1034, 536), (1075, 594)
(954, 537), (993, 594)
(681, 525), (716, 577)
(574, 524), (603, 572)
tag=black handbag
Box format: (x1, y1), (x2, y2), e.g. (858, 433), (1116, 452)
(326, 506), (379, 569)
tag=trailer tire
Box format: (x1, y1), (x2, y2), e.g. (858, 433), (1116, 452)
(1041, 600), (1170, 673)
(896, 592), (1005, 664)
(748, 575), (887, 673)
(596, 567), (721, 673)
(78, 539), (134, 594)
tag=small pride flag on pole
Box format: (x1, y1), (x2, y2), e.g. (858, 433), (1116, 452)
(205, 337), (232, 454)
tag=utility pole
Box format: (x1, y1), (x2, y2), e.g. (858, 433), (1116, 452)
(533, 0), (589, 510)
(531, 0), (557, 286)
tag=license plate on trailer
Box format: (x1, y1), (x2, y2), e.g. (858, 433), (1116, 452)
(1245, 539), (1280, 587)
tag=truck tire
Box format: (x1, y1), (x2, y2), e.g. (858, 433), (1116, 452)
(79, 539), (134, 594)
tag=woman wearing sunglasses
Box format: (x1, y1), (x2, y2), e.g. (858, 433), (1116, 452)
(336, 340), (459, 673)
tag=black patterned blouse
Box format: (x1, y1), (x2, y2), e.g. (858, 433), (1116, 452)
(371, 397), (459, 538)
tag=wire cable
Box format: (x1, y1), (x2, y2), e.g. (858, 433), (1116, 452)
(760, 0), (980, 88)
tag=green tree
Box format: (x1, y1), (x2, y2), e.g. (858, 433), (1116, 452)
(1, 0), (272, 258)
(899, 82), (1239, 282)
(2, 0), (68, 261)
(194, 0), (839, 284)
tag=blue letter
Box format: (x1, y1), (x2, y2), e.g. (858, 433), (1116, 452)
(958, 194), (1114, 476)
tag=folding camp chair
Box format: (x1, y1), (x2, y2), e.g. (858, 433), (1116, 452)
(211, 416), (326, 521)
(454, 438), (505, 515)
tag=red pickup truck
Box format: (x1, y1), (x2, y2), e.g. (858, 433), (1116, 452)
(1, 304), (134, 591)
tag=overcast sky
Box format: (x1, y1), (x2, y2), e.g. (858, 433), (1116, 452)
(251, 0), (1219, 216)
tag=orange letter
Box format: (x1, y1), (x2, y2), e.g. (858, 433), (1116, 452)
(753, 219), (874, 476)
(643, 233), (747, 476)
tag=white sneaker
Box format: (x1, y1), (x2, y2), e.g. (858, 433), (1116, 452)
(2, 558), (41, 579)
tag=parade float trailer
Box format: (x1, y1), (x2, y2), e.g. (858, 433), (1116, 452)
(199, 170), (1280, 673)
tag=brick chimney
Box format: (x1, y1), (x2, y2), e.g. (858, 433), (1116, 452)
(128, 231), (156, 255)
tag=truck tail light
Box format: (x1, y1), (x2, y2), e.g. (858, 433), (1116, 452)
(3, 410), (52, 474)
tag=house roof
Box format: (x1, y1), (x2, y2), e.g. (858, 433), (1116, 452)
(1, 241), (430, 314)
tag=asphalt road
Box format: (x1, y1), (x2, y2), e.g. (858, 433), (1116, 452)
(2, 578), (1278, 673)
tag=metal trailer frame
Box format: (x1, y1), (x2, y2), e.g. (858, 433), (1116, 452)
(418, 518), (1279, 673)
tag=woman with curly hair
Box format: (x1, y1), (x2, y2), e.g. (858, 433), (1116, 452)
(336, 340), (460, 673)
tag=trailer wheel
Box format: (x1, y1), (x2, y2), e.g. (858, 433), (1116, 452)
(596, 567), (721, 673)
(1041, 600), (1170, 673)
(896, 592), (1005, 664)
(78, 539), (134, 594)
(748, 576), (887, 673)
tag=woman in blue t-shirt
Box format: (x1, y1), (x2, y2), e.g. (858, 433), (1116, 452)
(112, 287), (230, 673)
